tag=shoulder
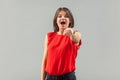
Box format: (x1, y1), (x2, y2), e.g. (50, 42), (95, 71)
(47, 32), (56, 35)
(44, 32), (55, 39)
(46, 32), (56, 40)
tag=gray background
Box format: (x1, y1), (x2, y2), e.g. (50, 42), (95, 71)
(0, 0), (120, 80)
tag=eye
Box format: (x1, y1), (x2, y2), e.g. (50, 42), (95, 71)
(57, 15), (62, 18)
(65, 15), (69, 18)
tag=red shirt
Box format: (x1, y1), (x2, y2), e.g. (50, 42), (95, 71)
(45, 32), (82, 76)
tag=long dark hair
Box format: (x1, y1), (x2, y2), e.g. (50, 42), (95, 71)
(53, 7), (74, 32)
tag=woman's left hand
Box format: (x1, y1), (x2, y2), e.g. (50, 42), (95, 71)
(63, 28), (81, 44)
(63, 28), (74, 37)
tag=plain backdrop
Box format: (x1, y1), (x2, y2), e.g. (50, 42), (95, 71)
(0, 0), (120, 80)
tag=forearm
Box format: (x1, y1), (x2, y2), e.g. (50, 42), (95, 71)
(41, 59), (47, 80)
(41, 70), (46, 80)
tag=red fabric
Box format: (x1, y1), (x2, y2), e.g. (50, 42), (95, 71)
(45, 32), (82, 76)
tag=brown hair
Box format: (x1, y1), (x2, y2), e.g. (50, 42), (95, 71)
(53, 7), (74, 32)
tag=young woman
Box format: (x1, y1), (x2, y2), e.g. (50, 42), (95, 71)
(41, 7), (82, 80)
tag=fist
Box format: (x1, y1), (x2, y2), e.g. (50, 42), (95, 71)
(63, 28), (74, 36)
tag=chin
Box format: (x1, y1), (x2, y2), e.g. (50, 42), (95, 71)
(61, 27), (67, 29)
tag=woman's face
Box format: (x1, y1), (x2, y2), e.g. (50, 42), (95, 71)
(56, 10), (70, 31)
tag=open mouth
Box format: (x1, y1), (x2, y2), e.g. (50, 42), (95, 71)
(60, 21), (66, 25)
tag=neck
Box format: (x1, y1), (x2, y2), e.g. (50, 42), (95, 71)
(57, 30), (64, 35)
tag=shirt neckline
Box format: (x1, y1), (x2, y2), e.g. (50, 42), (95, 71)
(55, 32), (65, 36)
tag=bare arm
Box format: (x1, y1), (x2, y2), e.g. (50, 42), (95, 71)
(41, 35), (48, 80)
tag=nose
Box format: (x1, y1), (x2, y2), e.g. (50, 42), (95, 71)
(61, 16), (65, 19)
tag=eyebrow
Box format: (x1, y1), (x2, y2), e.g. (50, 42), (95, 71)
(58, 13), (63, 15)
